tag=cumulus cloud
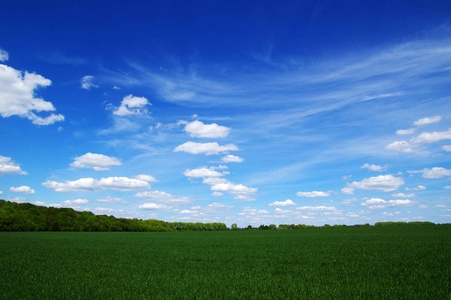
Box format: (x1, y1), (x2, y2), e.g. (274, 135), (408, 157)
(392, 192), (415, 198)
(113, 94), (151, 116)
(0, 48), (9, 62)
(210, 182), (257, 197)
(296, 206), (338, 211)
(93, 196), (128, 204)
(70, 153), (122, 171)
(134, 174), (158, 182)
(202, 177), (229, 185)
(413, 116), (442, 126)
(134, 190), (193, 204)
(0, 61), (64, 125)
(0, 156), (28, 175)
(408, 167), (451, 178)
(396, 128), (417, 135)
(385, 141), (416, 153)
(269, 199), (296, 207)
(80, 75), (99, 90)
(361, 198), (413, 209)
(61, 199), (89, 206)
(183, 120), (230, 138)
(179, 209), (197, 214)
(411, 128), (451, 144)
(174, 141), (239, 155)
(9, 186), (35, 194)
(361, 163), (388, 172)
(221, 155), (244, 163)
(234, 195), (256, 201)
(346, 175), (404, 192)
(42, 176), (151, 192)
(296, 191), (331, 198)
(443, 145), (451, 152)
(386, 127), (451, 154)
(341, 186), (355, 195)
(406, 185), (426, 191)
(139, 202), (171, 210)
(211, 192), (223, 196)
(6, 196), (26, 203)
(183, 167), (225, 178)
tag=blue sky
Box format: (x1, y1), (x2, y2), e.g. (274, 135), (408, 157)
(0, 0), (450, 226)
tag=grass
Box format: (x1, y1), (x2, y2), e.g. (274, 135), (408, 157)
(1, 225), (450, 299)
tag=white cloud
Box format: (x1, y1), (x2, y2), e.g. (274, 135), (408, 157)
(210, 182), (257, 196)
(139, 202), (171, 210)
(221, 155), (244, 163)
(202, 177), (229, 185)
(347, 175), (404, 192)
(442, 145), (451, 152)
(406, 185), (427, 191)
(385, 141), (416, 153)
(346, 212), (360, 218)
(113, 94), (151, 116)
(0, 48), (9, 62)
(6, 197), (26, 203)
(341, 186), (355, 195)
(0, 63), (64, 125)
(234, 195), (256, 201)
(296, 191), (331, 198)
(174, 141), (239, 155)
(183, 167), (225, 178)
(42, 176), (151, 192)
(392, 192), (415, 198)
(9, 186), (35, 194)
(408, 167), (451, 179)
(361, 198), (413, 209)
(81, 75), (99, 90)
(27, 113), (65, 125)
(296, 206), (338, 211)
(361, 163), (388, 172)
(93, 207), (127, 215)
(179, 209), (197, 214)
(396, 128), (417, 135)
(183, 120), (230, 138)
(134, 174), (158, 182)
(411, 128), (451, 144)
(61, 199), (89, 206)
(0, 156), (28, 175)
(207, 202), (228, 209)
(387, 128), (451, 154)
(134, 190), (193, 204)
(70, 153), (122, 171)
(93, 196), (128, 204)
(211, 192), (223, 196)
(269, 199), (296, 207)
(413, 116), (442, 126)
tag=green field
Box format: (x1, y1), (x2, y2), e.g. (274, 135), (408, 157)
(1, 225), (450, 299)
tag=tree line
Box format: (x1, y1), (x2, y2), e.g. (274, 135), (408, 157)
(0, 199), (438, 232)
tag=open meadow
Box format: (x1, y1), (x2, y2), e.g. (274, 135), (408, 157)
(1, 225), (450, 299)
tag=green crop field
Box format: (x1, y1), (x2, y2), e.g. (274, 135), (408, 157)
(1, 225), (450, 299)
